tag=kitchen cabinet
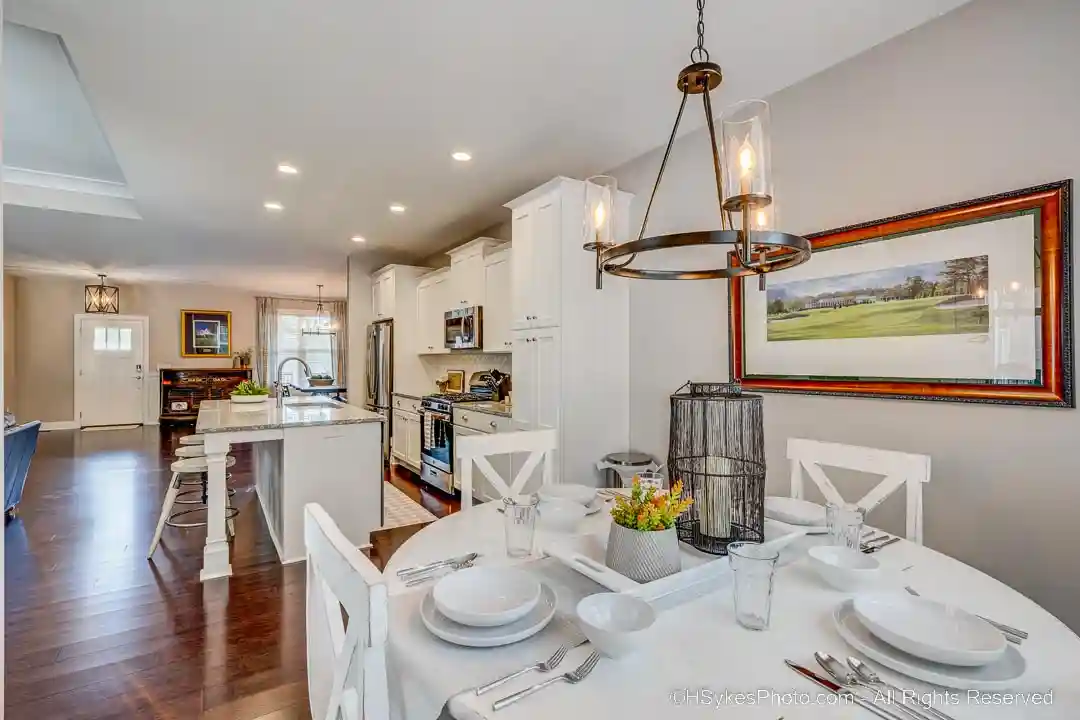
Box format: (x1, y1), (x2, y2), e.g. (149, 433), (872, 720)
(391, 408), (422, 471)
(372, 270), (396, 320)
(391, 409), (408, 463)
(416, 269), (449, 354)
(405, 412), (422, 469)
(509, 195), (561, 330)
(446, 238), (502, 310)
(505, 177), (634, 488)
(483, 249), (513, 352)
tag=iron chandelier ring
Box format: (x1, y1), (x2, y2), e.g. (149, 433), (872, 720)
(599, 230), (812, 280)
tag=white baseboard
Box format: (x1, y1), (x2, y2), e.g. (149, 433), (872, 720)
(41, 421), (79, 432)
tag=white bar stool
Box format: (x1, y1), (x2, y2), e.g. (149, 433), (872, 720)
(148, 455), (238, 558)
(179, 434), (205, 446)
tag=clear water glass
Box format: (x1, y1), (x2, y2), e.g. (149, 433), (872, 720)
(503, 495), (539, 558)
(827, 502), (865, 550)
(728, 541), (779, 631)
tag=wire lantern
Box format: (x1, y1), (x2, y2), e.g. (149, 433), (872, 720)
(669, 382), (766, 555)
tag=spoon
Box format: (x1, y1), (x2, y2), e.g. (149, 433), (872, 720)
(848, 657), (956, 720)
(814, 652), (925, 720)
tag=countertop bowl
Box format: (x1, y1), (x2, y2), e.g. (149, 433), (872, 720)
(576, 593), (656, 658)
(808, 545), (882, 592)
(230, 394), (269, 404)
(538, 484), (597, 506)
(537, 498), (587, 533)
(433, 566), (541, 628)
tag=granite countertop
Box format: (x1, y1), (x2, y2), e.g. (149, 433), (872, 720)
(196, 397), (383, 434)
(456, 401), (513, 418)
(393, 391), (424, 401)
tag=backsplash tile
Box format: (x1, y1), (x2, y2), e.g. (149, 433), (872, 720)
(419, 353), (511, 393)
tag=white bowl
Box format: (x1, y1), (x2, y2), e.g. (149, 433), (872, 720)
(575, 593), (657, 658)
(433, 566), (541, 628)
(231, 394), (269, 404)
(538, 484), (597, 506)
(854, 592), (1007, 667)
(538, 499), (587, 532)
(807, 545), (882, 592)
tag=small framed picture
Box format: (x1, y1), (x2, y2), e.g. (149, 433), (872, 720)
(181, 310), (232, 358)
(447, 370), (465, 393)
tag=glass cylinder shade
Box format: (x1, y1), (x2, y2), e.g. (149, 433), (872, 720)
(721, 100), (774, 211)
(583, 175), (617, 250)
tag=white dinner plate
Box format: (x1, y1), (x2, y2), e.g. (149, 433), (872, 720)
(421, 583), (557, 648)
(854, 592), (1006, 667)
(765, 496), (827, 527)
(433, 566), (541, 627)
(834, 599), (1025, 690)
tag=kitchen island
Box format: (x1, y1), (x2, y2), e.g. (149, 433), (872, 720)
(195, 397), (384, 581)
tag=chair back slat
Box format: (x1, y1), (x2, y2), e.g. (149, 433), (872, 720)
(455, 428), (557, 510)
(304, 504), (389, 720)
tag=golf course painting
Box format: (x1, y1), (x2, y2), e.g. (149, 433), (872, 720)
(766, 255), (990, 342)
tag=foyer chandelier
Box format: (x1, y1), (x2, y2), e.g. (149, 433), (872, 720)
(585, 0), (811, 289)
(85, 274), (119, 314)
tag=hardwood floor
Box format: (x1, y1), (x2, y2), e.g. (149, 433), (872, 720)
(4, 426), (457, 719)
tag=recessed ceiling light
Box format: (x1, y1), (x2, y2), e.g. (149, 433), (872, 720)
(277, 162), (299, 175)
(389, 203), (406, 214)
(352, 235), (366, 243)
(264, 201), (284, 211)
(451, 151), (472, 162)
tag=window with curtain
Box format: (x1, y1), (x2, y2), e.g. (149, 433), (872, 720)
(275, 309), (336, 384)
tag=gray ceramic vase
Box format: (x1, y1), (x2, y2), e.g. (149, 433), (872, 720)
(605, 522), (681, 583)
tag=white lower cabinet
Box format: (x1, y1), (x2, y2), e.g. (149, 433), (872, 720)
(511, 326), (560, 483)
(392, 409), (422, 470)
(405, 413), (422, 469)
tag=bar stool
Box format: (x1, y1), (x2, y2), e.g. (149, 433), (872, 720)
(179, 434), (205, 446)
(147, 455), (238, 558)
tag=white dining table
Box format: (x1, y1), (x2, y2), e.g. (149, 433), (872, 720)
(383, 501), (1080, 720)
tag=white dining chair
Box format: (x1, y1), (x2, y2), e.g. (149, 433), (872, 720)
(787, 438), (931, 544)
(455, 428), (558, 511)
(304, 503), (390, 720)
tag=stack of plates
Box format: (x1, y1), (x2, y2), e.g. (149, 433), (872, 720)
(834, 593), (1026, 689)
(420, 566), (557, 648)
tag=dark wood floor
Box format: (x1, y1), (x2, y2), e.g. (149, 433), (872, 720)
(5, 426), (457, 719)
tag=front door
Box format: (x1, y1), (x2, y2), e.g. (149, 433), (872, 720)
(77, 316), (147, 427)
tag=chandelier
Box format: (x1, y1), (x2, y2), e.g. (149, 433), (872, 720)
(85, 274), (119, 314)
(301, 284), (335, 336)
(585, 0), (811, 289)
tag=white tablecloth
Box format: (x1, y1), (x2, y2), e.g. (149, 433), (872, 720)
(384, 503), (1080, 719)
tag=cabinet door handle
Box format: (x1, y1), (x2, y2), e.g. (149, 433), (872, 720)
(490, 421), (497, 429)
(461, 414), (469, 421)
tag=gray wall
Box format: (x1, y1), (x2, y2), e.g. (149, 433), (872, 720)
(609, 0), (1080, 630)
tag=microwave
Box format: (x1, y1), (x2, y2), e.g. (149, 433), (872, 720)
(445, 306), (483, 350)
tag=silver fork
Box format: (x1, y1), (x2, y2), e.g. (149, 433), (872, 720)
(904, 586), (1025, 643)
(475, 637), (589, 695)
(404, 559), (475, 587)
(491, 652), (601, 711)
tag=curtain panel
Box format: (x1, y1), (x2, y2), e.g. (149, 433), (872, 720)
(328, 299), (348, 385)
(255, 296), (280, 386)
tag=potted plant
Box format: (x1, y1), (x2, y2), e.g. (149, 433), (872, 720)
(230, 380), (271, 404)
(606, 478), (693, 583)
(308, 373), (335, 387)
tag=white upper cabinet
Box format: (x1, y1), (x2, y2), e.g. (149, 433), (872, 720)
(416, 269), (449, 354)
(483, 249), (512, 352)
(507, 189), (561, 329)
(372, 269), (396, 320)
(447, 238), (502, 309)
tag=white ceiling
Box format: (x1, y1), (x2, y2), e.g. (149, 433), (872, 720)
(3, 0), (970, 298)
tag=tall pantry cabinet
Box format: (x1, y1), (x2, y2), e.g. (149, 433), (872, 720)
(505, 177), (634, 486)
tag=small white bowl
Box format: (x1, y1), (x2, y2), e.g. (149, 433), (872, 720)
(433, 566), (541, 628)
(538, 484), (597, 506)
(538, 499), (587, 533)
(575, 593), (657, 658)
(231, 394), (269, 404)
(808, 545), (882, 592)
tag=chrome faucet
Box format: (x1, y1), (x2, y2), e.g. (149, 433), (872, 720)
(275, 356), (312, 406)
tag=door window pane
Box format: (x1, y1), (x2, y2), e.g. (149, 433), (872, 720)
(119, 328), (132, 351)
(107, 326), (120, 350)
(94, 326), (107, 350)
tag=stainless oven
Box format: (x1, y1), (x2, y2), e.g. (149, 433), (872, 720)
(444, 306), (482, 350)
(419, 397), (454, 493)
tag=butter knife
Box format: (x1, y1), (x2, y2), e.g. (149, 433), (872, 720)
(785, 660), (910, 720)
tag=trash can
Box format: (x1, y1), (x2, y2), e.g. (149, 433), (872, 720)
(596, 451), (659, 488)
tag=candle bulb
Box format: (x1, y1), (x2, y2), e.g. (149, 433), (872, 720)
(738, 139), (756, 197)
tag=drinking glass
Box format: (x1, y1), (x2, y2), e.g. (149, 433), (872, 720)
(826, 502), (865, 550)
(728, 541), (779, 631)
(503, 495), (539, 558)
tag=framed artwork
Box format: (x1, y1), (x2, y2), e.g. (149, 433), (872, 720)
(447, 370), (465, 393)
(180, 309), (232, 358)
(729, 180), (1073, 407)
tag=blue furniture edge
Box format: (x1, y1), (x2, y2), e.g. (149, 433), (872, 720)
(5, 420), (42, 514)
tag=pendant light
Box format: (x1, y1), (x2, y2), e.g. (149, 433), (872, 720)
(587, 0), (811, 289)
(302, 284), (335, 336)
(85, 274), (120, 314)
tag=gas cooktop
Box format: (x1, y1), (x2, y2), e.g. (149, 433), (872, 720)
(423, 392), (492, 403)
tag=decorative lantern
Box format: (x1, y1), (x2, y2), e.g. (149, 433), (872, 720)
(669, 382), (765, 555)
(85, 274), (119, 314)
(582, 175), (619, 289)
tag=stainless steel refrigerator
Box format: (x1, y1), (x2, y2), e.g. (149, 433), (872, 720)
(365, 319), (393, 466)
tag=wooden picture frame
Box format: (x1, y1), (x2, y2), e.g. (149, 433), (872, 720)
(729, 180), (1073, 407)
(180, 309), (233, 358)
(446, 370), (465, 393)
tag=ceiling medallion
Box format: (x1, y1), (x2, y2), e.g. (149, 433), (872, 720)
(85, 274), (120, 314)
(584, 0), (811, 289)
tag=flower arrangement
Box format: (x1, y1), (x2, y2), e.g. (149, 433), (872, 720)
(610, 477), (693, 532)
